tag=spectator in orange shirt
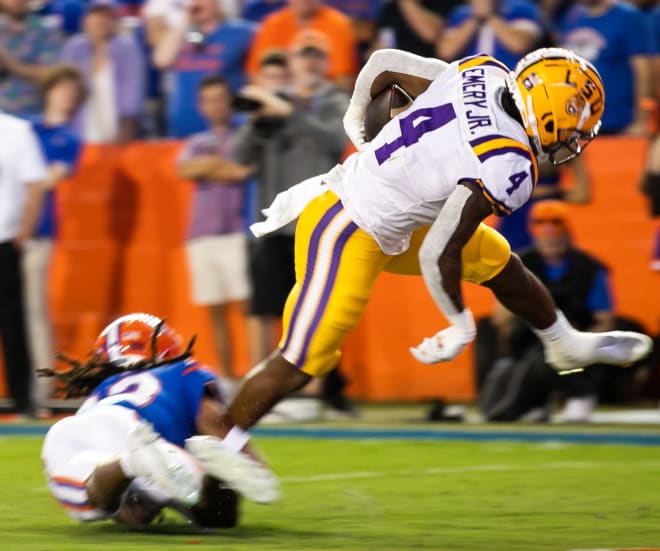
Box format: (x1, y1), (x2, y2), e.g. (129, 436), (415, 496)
(245, 0), (358, 90)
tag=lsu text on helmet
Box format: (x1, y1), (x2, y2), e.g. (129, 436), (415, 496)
(93, 313), (183, 367)
(505, 47), (605, 165)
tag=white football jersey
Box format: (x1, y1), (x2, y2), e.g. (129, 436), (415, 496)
(331, 54), (539, 255)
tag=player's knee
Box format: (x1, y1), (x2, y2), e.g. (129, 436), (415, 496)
(481, 252), (524, 292)
(462, 224), (511, 284)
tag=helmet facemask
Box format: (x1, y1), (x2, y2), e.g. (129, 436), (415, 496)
(545, 122), (601, 165)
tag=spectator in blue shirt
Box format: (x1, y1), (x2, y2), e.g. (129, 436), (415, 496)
(152, 0), (254, 137)
(25, 65), (84, 418)
(438, 0), (542, 68)
(559, 0), (651, 135)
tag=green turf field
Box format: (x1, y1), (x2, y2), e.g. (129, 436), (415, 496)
(2, 430), (660, 551)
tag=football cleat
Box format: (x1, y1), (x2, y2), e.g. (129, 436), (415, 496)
(543, 329), (653, 373)
(185, 435), (280, 504)
(125, 422), (202, 507)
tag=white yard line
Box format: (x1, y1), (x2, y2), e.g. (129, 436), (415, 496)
(281, 461), (660, 484)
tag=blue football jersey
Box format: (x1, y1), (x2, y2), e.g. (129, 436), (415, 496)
(79, 360), (219, 447)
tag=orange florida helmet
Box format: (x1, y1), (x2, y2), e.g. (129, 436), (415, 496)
(505, 47), (605, 165)
(93, 313), (184, 367)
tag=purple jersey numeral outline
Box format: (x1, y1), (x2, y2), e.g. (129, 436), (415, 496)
(374, 103), (457, 165)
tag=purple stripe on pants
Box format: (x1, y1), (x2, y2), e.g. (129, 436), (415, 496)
(297, 220), (359, 367)
(280, 199), (343, 355)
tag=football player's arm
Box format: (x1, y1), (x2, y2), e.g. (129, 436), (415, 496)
(194, 383), (267, 465)
(343, 49), (448, 149)
(411, 183), (493, 364)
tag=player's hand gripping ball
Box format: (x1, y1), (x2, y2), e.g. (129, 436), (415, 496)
(363, 84), (413, 142)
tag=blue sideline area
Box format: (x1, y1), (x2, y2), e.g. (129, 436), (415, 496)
(2, 424), (660, 446)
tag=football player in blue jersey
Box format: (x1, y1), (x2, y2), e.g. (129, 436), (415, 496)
(40, 313), (279, 527)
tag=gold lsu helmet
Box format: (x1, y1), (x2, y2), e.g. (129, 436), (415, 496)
(505, 47), (605, 165)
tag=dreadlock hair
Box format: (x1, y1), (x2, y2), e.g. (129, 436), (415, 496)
(38, 319), (197, 399)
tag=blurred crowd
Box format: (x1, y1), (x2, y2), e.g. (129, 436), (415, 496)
(0, 0), (659, 420)
(0, 0), (657, 139)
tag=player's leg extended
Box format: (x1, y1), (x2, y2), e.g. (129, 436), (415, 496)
(42, 414), (126, 521)
(186, 192), (390, 502)
(224, 191), (390, 429)
(463, 224), (555, 327)
(42, 406), (203, 521)
(472, 225), (652, 370)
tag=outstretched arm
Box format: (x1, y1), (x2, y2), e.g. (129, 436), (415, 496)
(420, 183), (492, 316)
(411, 183), (493, 364)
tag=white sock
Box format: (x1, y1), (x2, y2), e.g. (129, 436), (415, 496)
(223, 426), (250, 453)
(534, 310), (573, 342)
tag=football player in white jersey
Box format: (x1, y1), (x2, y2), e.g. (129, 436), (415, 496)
(187, 48), (653, 503)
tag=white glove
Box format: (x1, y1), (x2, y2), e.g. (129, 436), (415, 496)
(343, 103), (368, 151)
(410, 309), (476, 364)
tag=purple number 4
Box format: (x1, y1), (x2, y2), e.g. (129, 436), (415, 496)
(506, 171), (527, 196)
(374, 103), (457, 165)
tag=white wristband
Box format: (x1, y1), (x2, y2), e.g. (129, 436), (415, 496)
(447, 309), (476, 341)
(222, 426), (250, 453)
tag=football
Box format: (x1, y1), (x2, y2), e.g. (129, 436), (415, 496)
(364, 84), (413, 142)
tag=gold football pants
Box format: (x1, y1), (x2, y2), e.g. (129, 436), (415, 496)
(278, 191), (511, 377)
